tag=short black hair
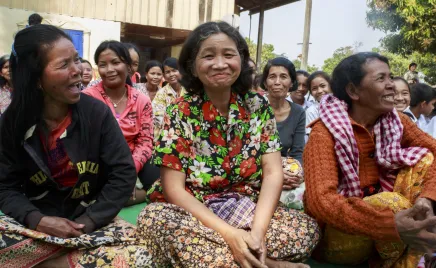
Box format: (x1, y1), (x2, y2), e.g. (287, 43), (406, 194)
(178, 21), (252, 95)
(144, 60), (163, 74)
(296, 70), (310, 78)
(307, 71), (331, 93)
(331, 52), (390, 109)
(163, 57), (179, 70)
(124, 43), (141, 60)
(393, 76), (410, 93)
(409, 62), (417, 70)
(80, 58), (92, 68)
(28, 13), (43, 26)
(261, 57), (297, 92)
(410, 83), (436, 107)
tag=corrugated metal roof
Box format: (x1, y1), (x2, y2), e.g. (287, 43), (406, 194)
(235, 0), (301, 14)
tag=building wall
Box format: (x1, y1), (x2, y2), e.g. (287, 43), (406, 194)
(0, 6), (120, 63)
(0, 0), (235, 30)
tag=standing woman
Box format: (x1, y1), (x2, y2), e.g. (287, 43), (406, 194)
(262, 57), (306, 165)
(139, 60), (163, 101)
(141, 21), (319, 268)
(83, 40), (156, 202)
(79, 58), (93, 89)
(152, 57), (186, 139)
(0, 55), (12, 115)
(0, 25), (152, 267)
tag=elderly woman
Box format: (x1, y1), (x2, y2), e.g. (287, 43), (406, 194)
(139, 21), (320, 268)
(0, 25), (151, 267)
(304, 52), (436, 267)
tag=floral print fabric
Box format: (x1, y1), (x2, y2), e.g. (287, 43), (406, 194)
(0, 85), (11, 116)
(149, 91), (281, 202)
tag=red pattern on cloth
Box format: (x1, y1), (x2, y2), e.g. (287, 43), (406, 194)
(319, 94), (429, 197)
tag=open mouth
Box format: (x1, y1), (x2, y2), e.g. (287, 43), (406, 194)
(382, 95), (394, 102)
(68, 82), (81, 92)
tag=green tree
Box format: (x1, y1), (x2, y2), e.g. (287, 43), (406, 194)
(292, 59), (319, 73)
(367, 0), (436, 54)
(245, 38), (278, 71)
(321, 46), (355, 75)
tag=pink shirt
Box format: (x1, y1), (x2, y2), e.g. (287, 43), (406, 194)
(83, 82), (153, 173)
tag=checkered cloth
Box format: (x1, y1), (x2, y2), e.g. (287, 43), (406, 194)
(204, 192), (255, 229)
(319, 95), (429, 197)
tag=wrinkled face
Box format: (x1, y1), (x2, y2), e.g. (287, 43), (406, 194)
(352, 59), (395, 115)
(193, 33), (241, 91)
(81, 62), (93, 84)
(264, 66), (292, 99)
(97, 49), (129, 89)
(1, 60), (10, 83)
(146, 66), (163, 86)
(40, 38), (82, 105)
(164, 65), (181, 86)
(310, 76), (332, 102)
(291, 74), (308, 102)
(393, 80), (410, 112)
(129, 48), (139, 74)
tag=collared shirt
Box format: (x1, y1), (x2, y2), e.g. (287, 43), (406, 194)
(152, 83), (186, 139)
(286, 95), (313, 110)
(149, 91), (281, 203)
(0, 85), (12, 115)
(402, 106), (418, 123)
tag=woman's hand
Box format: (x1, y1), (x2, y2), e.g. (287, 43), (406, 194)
(222, 228), (268, 268)
(283, 169), (302, 190)
(395, 205), (436, 253)
(36, 216), (84, 238)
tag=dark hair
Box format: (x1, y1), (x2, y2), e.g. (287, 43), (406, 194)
(261, 57), (297, 92)
(393, 76), (410, 93)
(123, 43), (141, 60)
(80, 58), (92, 68)
(307, 71), (331, 93)
(145, 60), (163, 74)
(410, 83), (436, 107)
(0, 55), (10, 88)
(94, 40), (132, 86)
(331, 52), (390, 109)
(296, 70), (310, 78)
(28, 13), (43, 26)
(1, 25), (77, 150)
(163, 57), (179, 70)
(409, 62), (417, 70)
(178, 21), (252, 95)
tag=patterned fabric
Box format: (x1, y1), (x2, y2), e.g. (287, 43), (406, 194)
(137, 202), (321, 267)
(319, 94), (429, 197)
(404, 70), (419, 84)
(279, 157), (305, 210)
(0, 216), (153, 267)
(149, 91), (281, 202)
(318, 152), (433, 268)
(0, 85), (11, 116)
(203, 192), (256, 229)
(152, 83), (186, 140)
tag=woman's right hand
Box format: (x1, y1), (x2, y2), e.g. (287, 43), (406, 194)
(283, 169), (302, 190)
(36, 216), (84, 238)
(222, 228), (268, 268)
(395, 205), (436, 252)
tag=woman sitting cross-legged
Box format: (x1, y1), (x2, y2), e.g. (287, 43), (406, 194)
(304, 52), (436, 267)
(139, 21), (320, 268)
(83, 41), (158, 203)
(0, 25), (152, 267)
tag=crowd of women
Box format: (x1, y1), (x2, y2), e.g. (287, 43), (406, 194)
(0, 21), (436, 268)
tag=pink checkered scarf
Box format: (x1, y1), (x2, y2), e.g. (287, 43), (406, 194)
(319, 95), (429, 198)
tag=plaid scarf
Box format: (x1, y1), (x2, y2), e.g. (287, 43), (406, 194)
(319, 95), (429, 198)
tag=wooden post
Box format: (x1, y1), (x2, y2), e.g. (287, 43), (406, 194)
(301, 0), (312, 71)
(255, 2), (265, 71)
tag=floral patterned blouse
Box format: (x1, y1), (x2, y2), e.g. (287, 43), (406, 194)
(0, 85), (12, 116)
(148, 90), (281, 203)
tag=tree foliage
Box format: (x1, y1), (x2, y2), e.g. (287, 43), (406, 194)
(292, 59), (319, 73)
(321, 46), (355, 75)
(367, 0), (436, 54)
(245, 38), (278, 71)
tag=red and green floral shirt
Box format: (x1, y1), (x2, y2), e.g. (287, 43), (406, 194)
(148, 90), (281, 203)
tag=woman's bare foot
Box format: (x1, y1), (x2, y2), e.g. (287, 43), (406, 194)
(266, 258), (310, 268)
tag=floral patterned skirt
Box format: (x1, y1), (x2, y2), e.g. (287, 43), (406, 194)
(0, 216), (153, 268)
(136, 201), (321, 267)
(318, 152), (434, 268)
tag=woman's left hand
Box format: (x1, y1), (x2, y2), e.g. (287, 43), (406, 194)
(283, 171), (303, 190)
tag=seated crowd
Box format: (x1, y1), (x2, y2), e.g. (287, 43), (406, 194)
(0, 22), (436, 268)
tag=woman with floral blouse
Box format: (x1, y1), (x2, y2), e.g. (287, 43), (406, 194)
(0, 55), (12, 115)
(138, 21), (320, 268)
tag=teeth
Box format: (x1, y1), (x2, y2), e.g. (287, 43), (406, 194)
(383, 96), (393, 101)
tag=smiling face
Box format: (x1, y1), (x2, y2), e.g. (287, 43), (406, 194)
(193, 33), (241, 91)
(40, 37), (82, 105)
(1, 60), (10, 84)
(291, 74), (308, 103)
(264, 66), (292, 100)
(164, 65), (181, 87)
(310, 76), (332, 102)
(97, 48), (129, 89)
(146, 66), (163, 87)
(81, 62), (93, 85)
(393, 79), (410, 112)
(352, 59), (395, 115)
